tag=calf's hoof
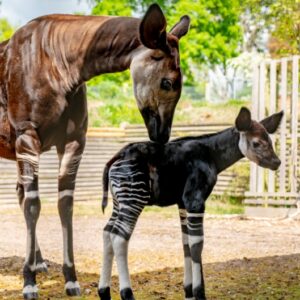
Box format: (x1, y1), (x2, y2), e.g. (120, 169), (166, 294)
(35, 261), (48, 273)
(65, 281), (81, 296)
(98, 286), (111, 300)
(23, 285), (38, 300)
(120, 288), (135, 300)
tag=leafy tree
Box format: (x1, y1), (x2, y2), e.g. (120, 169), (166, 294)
(0, 18), (14, 42)
(268, 0), (300, 55)
(239, 0), (300, 56)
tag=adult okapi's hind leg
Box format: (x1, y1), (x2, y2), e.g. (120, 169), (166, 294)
(15, 124), (41, 300)
(56, 83), (88, 296)
(16, 182), (48, 273)
(57, 137), (85, 296)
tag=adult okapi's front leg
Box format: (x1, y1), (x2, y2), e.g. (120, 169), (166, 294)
(179, 208), (194, 300)
(16, 182), (48, 273)
(57, 138), (85, 296)
(15, 125), (41, 300)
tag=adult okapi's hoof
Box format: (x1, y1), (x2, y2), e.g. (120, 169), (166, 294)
(23, 285), (38, 300)
(35, 261), (48, 273)
(98, 286), (111, 300)
(65, 281), (81, 296)
(120, 288), (135, 300)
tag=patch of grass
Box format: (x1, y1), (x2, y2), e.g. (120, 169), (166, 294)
(206, 195), (245, 215)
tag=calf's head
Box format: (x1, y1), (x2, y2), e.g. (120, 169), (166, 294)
(235, 107), (283, 170)
(130, 4), (190, 144)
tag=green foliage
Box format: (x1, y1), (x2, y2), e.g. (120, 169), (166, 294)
(0, 18), (14, 42)
(240, 0), (300, 55)
(269, 0), (300, 55)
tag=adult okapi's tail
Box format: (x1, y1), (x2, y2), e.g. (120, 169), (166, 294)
(101, 148), (125, 213)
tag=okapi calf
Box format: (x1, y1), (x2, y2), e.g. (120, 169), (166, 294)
(98, 107), (283, 300)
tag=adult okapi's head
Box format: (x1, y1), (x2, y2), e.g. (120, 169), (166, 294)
(130, 4), (190, 144)
(235, 107), (283, 170)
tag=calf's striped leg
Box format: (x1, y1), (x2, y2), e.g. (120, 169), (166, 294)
(179, 208), (194, 300)
(57, 139), (84, 296)
(187, 212), (205, 300)
(17, 182), (47, 273)
(111, 204), (145, 300)
(15, 127), (41, 300)
(98, 198), (119, 300)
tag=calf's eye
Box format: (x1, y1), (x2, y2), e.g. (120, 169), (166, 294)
(252, 141), (260, 148)
(161, 78), (172, 91)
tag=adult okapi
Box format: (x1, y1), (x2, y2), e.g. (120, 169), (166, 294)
(0, 4), (190, 299)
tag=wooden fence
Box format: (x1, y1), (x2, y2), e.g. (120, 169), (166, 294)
(0, 123), (247, 205)
(245, 56), (300, 209)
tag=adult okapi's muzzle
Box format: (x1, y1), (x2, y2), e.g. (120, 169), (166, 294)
(141, 108), (172, 144)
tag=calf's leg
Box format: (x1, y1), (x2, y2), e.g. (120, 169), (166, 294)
(98, 198), (119, 300)
(179, 208), (194, 300)
(187, 212), (205, 300)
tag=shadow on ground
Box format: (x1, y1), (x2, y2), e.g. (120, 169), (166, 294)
(0, 253), (300, 299)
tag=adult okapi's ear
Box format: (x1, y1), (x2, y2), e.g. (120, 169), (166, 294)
(260, 111), (284, 134)
(139, 4), (167, 50)
(169, 15), (190, 39)
(235, 107), (252, 132)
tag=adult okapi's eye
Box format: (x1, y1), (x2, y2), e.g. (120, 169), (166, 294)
(161, 78), (172, 91)
(252, 141), (260, 148)
(151, 55), (164, 61)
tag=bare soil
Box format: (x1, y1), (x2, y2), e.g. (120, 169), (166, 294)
(0, 202), (300, 299)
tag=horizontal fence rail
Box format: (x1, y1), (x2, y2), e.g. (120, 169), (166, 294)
(0, 123), (248, 205)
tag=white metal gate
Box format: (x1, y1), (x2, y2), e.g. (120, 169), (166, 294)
(245, 56), (300, 208)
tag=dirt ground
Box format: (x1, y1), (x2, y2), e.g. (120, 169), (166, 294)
(0, 202), (300, 299)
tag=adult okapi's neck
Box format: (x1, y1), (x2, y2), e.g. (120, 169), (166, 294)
(79, 16), (141, 81)
(36, 15), (141, 91)
(201, 127), (243, 173)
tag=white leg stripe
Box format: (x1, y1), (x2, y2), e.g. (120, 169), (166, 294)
(99, 231), (114, 288)
(63, 227), (73, 267)
(65, 281), (80, 290)
(184, 256), (193, 286)
(188, 235), (204, 247)
(59, 189), (74, 198)
(24, 191), (39, 199)
(192, 262), (202, 289)
(111, 234), (131, 290)
(36, 262), (47, 271)
(187, 213), (204, 218)
(23, 285), (38, 294)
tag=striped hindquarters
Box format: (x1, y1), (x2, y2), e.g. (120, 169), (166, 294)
(106, 159), (150, 240)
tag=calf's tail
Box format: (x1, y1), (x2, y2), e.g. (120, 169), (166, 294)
(101, 149), (125, 213)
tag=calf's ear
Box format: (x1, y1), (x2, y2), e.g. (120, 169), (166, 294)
(235, 107), (252, 132)
(139, 4), (167, 50)
(260, 111), (284, 134)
